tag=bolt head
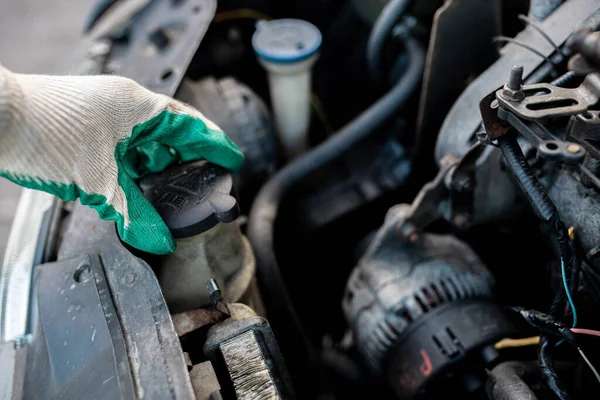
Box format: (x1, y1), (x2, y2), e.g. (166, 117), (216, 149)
(567, 144), (582, 154)
(477, 132), (490, 144)
(501, 83), (525, 102)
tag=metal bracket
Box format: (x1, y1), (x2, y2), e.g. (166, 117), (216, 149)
(496, 72), (600, 120)
(480, 89), (510, 141)
(567, 110), (600, 158)
(537, 140), (586, 164)
(397, 142), (485, 240)
(104, 0), (216, 96)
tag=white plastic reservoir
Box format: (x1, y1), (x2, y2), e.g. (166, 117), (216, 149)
(252, 19), (322, 160)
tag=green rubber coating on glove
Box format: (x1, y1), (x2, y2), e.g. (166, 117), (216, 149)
(0, 170), (135, 250)
(0, 110), (244, 255)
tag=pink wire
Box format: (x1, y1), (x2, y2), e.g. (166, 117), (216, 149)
(571, 328), (600, 337)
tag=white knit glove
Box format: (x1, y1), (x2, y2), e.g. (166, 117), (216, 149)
(0, 64), (244, 254)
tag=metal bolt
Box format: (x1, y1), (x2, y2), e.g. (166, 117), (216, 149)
(74, 263), (92, 283)
(206, 279), (222, 306)
(507, 65), (524, 90)
(500, 65), (526, 102)
(567, 144), (582, 154)
(123, 273), (136, 286)
(477, 132), (490, 144)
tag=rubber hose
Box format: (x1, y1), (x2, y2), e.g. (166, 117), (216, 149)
(539, 336), (571, 400)
(486, 361), (539, 400)
(551, 71), (578, 88)
(366, 0), (412, 84)
(247, 36), (424, 367)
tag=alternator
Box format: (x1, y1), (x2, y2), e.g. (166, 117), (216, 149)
(343, 206), (515, 399)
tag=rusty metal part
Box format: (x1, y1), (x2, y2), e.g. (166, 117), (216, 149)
(172, 303), (258, 337)
(480, 89), (511, 140)
(415, 0), (501, 159)
(172, 308), (227, 337)
(496, 72), (600, 120)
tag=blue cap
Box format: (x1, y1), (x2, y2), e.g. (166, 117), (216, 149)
(252, 19), (322, 63)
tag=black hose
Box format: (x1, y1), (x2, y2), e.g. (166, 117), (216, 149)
(366, 0), (412, 85)
(247, 36), (424, 374)
(551, 71), (578, 88)
(539, 336), (571, 400)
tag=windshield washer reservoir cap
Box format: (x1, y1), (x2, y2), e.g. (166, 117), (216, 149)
(252, 19), (322, 63)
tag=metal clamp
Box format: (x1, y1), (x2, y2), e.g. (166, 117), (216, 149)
(496, 72), (600, 120)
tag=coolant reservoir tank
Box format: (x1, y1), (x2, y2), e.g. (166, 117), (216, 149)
(141, 161), (258, 313)
(252, 18), (322, 160)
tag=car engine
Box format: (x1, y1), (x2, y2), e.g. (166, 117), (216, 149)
(3, 0), (600, 399)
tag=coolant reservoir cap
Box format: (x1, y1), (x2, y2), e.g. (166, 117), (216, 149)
(140, 160), (239, 238)
(252, 19), (322, 63)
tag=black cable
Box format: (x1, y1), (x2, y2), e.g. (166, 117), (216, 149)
(539, 336), (571, 400)
(511, 308), (574, 400)
(247, 36), (424, 377)
(496, 133), (573, 310)
(518, 14), (566, 59)
(493, 36), (559, 73)
(366, 0), (412, 85)
(498, 133), (575, 398)
(512, 308), (577, 344)
(497, 133), (560, 227)
(569, 233), (581, 304)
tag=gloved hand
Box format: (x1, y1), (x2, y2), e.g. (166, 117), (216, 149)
(0, 64), (244, 254)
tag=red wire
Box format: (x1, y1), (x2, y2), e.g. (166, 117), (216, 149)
(571, 328), (600, 337)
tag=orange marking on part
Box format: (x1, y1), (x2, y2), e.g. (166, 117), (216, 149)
(419, 349), (433, 377)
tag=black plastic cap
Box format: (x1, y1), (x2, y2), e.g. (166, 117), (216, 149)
(140, 160), (239, 238)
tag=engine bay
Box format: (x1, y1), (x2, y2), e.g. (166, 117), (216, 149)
(3, 0), (600, 399)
